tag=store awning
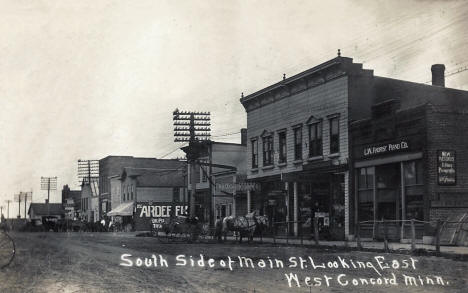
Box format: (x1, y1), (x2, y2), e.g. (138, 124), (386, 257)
(107, 202), (134, 217)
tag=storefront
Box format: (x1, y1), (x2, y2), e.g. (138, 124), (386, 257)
(353, 138), (426, 240)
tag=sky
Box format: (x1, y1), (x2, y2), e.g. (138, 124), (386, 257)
(0, 0), (467, 217)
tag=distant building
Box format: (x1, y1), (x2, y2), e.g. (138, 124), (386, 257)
(98, 156), (185, 219)
(61, 185), (81, 219)
(28, 202), (65, 221)
(107, 166), (186, 231)
(81, 178), (99, 222)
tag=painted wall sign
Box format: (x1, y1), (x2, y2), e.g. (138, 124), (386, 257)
(363, 141), (409, 157)
(438, 150), (456, 185)
(134, 202), (188, 230)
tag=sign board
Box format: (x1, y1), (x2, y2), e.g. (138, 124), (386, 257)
(216, 182), (261, 192)
(363, 141), (409, 157)
(134, 202), (188, 230)
(438, 150), (456, 185)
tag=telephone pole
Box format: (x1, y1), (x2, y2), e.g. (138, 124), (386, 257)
(14, 193), (21, 218)
(21, 192), (32, 219)
(41, 176), (57, 216)
(5, 200), (11, 219)
(173, 109), (211, 218)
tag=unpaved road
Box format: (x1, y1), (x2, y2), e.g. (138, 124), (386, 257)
(0, 232), (467, 293)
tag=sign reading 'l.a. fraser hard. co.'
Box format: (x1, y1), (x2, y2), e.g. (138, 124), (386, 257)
(363, 141), (409, 157)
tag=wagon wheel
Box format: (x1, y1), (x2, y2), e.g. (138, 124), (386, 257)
(0, 230), (15, 269)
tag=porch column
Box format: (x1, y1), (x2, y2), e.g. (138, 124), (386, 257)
(293, 181), (298, 236)
(285, 182), (289, 227)
(400, 161), (406, 240)
(247, 190), (251, 213)
(232, 175), (236, 217)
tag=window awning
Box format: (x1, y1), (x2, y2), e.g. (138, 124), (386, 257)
(107, 202), (134, 217)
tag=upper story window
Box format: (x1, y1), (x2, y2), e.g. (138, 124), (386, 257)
(278, 131), (287, 164)
(329, 116), (340, 154)
(251, 139), (258, 168)
(201, 162), (207, 182)
(293, 126), (302, 160)
(262, 135), (274, 166)
(308, 121), (322, 157)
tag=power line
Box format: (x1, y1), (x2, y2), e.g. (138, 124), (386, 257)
(421, 66), (468, 84)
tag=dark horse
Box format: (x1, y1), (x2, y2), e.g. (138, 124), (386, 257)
(215, 211), (268, 243)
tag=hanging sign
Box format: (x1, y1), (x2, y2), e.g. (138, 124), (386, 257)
(438, 150), (456, 185)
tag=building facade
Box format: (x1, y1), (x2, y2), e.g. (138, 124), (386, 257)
(61, 185), (81, 219)
(98, 156), (184, 219)
(108, 167), (186, 231)
(241, 55), (468, 241)
(186, 133), (248, 225)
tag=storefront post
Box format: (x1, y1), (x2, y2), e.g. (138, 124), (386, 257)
(247, 190), (251, 213)
(232, 175), (236, 217)
(285, 182), (289, 235)
(293, 181), (298, 236)
(400, 161), (406, 239)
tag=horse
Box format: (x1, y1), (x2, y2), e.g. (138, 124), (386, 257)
(215, 211), (268, 243)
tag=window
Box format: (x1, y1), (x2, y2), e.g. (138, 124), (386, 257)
(251, 139), (258, 168)
(294, 127), (302, 160)
(308, 122), (322, 157)
(262, 135), (273, 166)
(201, 164), (207, 182)
(329, 117), (340, 154)
(404, 160), (424, 185)
(358, 167), (374, 221)
(173, 187), (180, 202)
(278, 131), (287, 163)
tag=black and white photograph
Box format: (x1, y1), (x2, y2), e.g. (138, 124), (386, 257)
(1, 1), (468, 292)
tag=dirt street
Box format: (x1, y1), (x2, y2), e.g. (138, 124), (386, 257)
(0, 232), (467, 293)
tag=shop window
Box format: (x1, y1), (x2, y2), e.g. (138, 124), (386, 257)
(293, 127), (302, 160)
(358, 167), (374, 221)
(173, 187), (180, 202)
(329, 117), (340, 154)
(262, 136), (273, 166)
(278, 131), (287, 163)
(308, 122), (322, 157)
(251, 139), (258, 168)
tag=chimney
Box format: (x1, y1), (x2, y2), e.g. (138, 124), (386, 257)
(241, 128), (247, 145)
(431, 64), (445, 87)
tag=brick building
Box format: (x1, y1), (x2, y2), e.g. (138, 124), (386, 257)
(241, 54), (468, 241)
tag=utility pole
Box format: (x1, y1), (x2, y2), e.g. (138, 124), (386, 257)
(14, 193), (21, 218)
(5, 200), (11, 219)
(22, 192), (32, 219)
(77, 159), (99, 219)
(41, 176), (57, 216)
(173, 109), (211, 219)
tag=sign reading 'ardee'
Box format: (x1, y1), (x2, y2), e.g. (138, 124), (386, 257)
(438, 150), (456, 185)
(363, 141), (409, 157)
(135, 202), (188, 230)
